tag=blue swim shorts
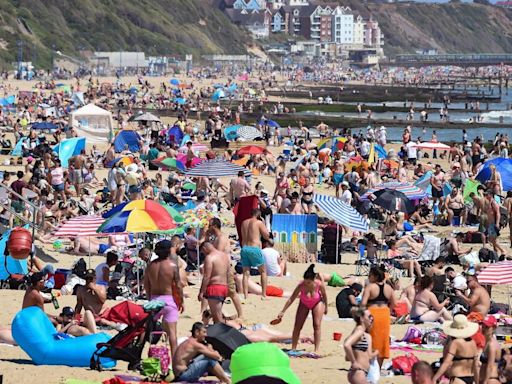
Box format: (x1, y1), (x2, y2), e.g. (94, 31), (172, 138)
(240, 246), (264, 268)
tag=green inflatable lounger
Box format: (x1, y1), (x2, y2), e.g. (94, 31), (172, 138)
(230, 342), (301, 384)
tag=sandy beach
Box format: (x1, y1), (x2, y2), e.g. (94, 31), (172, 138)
(0, 74), (510, 384)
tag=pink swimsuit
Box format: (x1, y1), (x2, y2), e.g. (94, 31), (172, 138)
(299, 280), (322, 310)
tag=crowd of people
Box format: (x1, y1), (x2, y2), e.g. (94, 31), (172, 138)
(1, 68), (512, 384)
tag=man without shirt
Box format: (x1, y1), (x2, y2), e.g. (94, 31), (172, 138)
(198, 242), (230, 324)
(456, 274), (490, 317)
(144, 240), (184, 358)
(207, 218), (243, 319)
(172, 322), (230, 383)
(240, 208), (270, 299)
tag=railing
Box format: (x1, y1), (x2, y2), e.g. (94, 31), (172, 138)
(0, 184), (44, 241)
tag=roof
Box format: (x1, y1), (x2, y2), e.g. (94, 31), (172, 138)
(282, 4), (318, 16)
(225, 8), (267, 24)
(72, 103), (112, 117)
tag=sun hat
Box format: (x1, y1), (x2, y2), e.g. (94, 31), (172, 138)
(442, 314), (479, 339)
(230, 343), (300, 384)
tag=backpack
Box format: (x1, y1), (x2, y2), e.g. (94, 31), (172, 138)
(71, 258), (87, 279)
(479, 247), (498, 263)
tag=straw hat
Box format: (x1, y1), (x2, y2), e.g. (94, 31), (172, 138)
(442, 314), (479, 339)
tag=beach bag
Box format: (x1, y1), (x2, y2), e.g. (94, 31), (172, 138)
(400, 326), (423, 342)
(367, 358), (380, 383)
(71, 258), (87, 279)
(148, 331), (170, 375)
(422, 330), (447, 346)
(392, 353), (419, 374)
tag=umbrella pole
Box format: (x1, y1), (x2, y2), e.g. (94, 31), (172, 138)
(196, 226), (201, 274)
(88, 236), (91, 269)
(335, 224), (340, 264)
(136, 233), (140, 298)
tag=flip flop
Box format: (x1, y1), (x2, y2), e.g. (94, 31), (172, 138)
(270, 318), (282, 325)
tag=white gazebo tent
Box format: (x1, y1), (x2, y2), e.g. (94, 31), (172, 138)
(70, 103), (114, 143)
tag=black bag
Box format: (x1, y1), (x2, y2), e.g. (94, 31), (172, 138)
(71, 258), (87, 279)
(479, 247), (498, 263)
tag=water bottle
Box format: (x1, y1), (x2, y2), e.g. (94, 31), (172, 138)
(51, 293), (59, 310)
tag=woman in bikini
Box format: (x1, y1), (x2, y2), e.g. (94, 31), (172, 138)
(275, 264), (327, 352)
(410, 275), (452, 323)
(479, 316), (501, 384)
(301, 177), (315, 214)
(344, 307), (377, 384)
(433, 314), (479, 384)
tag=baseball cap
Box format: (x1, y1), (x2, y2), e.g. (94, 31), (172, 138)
(230, 342), (300, 384)
(482, 316), (497, 328)
(60, 306), (75, 317)
(341, 181), (349, 187)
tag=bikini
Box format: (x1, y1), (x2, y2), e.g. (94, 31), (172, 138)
(349, 334), (369, 375)
(299, 280), (322, 310)
(367, 283), (388, 306)
(448, 347), (477, 384)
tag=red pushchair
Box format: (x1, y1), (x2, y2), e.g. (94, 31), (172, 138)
(90, 301), (162, 371)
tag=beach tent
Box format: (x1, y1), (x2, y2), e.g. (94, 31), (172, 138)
(463, 179), (481, 203)
(114, 130), (141, 153)
(476, 157), (512, 192)
(53, 137), (86, 167)
(69, 103), (114, 144)
(168, 125), (184, 144)
(11, 137), (39, 157)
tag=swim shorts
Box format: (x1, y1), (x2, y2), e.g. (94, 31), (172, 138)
(333, 173), (344, 186)
(241, 246), (264, 268)
(151, 294), (179, 323)
(328, 272), (345, 288)
(205, 284), (228, 302)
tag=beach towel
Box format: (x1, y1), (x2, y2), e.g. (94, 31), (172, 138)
(369, 306), (391, 359)
(233, 195), (259, 244)
(283, 349), (322, 359)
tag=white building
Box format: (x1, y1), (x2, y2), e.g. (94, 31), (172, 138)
(288, 0), (309, 6)
(332, 6), (353, 44)
(353, 15), (365, 47)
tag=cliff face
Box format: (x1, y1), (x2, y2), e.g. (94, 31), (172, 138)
(370, 2), (512, 56)
(0, 0), (250, 68)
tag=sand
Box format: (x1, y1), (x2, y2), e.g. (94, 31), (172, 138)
(0, 75), (510, 384)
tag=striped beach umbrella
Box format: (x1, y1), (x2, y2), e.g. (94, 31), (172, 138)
(178, 143), (210, 153)
(237, 125), (262, 140)
(313, 194), (368, 232)
(185, 159), (251, 178)
(477, 261), (512, 285)
(54, 215), (105, 237)
(361, 182), (427, 201)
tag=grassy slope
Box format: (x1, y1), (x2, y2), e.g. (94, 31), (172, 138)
(0, 0), (251, 68)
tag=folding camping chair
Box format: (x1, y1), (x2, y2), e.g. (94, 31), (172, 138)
(355, 244), (376, 276)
